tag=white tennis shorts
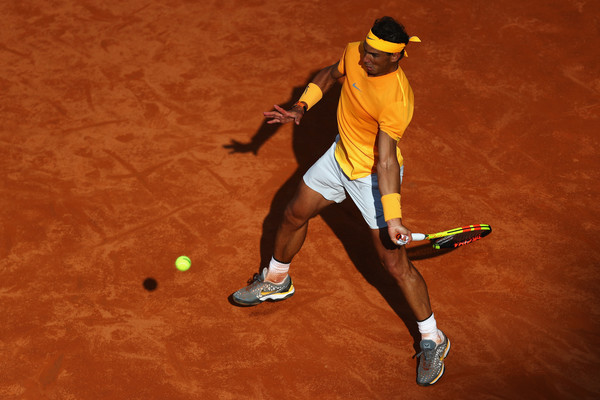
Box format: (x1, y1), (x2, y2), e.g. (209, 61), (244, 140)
(303, 138), (404, 230)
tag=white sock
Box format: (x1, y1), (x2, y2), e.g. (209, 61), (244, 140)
(417, 313), (442, 344)
(266, 257), (289, 282)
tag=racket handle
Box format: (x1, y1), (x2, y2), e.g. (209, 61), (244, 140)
(397, 233), (426, 243)
(395, 233), (427, 245)
(412, 233), (426, 241)
(396, 232), (425, 246)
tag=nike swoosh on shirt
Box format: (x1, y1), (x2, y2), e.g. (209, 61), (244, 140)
(352, 82), (361, 91)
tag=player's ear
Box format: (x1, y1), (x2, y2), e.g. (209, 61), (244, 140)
(390, 52), (401, 62)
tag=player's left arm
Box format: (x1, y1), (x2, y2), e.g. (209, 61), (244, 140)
(264, 62), (343, 125)
(376, 129), (412, 244)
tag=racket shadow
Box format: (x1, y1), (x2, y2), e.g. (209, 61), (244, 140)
(407, 243), (455, 260)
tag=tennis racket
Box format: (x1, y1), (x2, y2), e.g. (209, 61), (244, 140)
(396, 224), (492, 249)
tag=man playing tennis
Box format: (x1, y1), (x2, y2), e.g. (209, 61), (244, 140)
(233, 16), (450, 386)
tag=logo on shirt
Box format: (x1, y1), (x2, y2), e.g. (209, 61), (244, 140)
(352, 82), (361, 91)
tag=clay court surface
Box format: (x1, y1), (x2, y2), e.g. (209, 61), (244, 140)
(1, 0), (599, 399)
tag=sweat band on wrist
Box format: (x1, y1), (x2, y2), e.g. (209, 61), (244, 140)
(298, 83), (323, 110)
(381, 193), (402, 221)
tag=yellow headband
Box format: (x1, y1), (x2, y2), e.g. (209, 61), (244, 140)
(365, 30), (421, 56)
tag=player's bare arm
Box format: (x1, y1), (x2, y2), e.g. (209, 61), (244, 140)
(376, 129), (411, 244)
(263, 62), (343, 125)
(310, 61), (344, 93)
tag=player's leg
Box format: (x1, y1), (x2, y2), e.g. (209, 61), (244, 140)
(370, 231), (433, 321)
(371, 228), (438, 321)
(345, 167), (440, 338)
(265, 140), (346, 282)
(343, 168), (449, 386)
(371, 230), (450, 386)
(232, 141), (344, 306)
(231, 181), (333, 306)
(267, 181), (335, 281)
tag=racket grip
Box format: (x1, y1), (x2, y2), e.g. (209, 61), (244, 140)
(395, 233), (412, 246)
(412, 233), (426, 241)
(395, 233), (426, 245)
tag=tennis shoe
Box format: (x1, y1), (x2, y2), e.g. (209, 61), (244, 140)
(232, 268), (294, 306)
(416, 331), (451, 386)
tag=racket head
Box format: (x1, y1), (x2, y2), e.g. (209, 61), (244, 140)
(430, 224), (492, 249)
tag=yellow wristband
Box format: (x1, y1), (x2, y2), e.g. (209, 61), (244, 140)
(298, 83), (323, 110)
(381, 193), (402, 221)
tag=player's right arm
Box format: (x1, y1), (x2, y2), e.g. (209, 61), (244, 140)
(264, 62), (344, 125)
(377, 129), (412, 245)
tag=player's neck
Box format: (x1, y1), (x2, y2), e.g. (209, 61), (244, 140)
(368, 63), (399, 77)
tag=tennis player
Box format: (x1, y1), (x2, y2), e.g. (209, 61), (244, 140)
(233, 16), (450, 386)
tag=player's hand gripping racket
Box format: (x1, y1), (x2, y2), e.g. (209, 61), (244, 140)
(396, 224), (492, 249)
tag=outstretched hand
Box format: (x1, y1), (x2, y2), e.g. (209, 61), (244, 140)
(263, 104), (304, 125)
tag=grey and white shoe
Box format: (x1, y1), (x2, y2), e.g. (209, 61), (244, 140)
(416, 331), (451, 386)
(232, 268), (295, 306)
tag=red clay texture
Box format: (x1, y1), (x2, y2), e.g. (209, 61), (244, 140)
(1, 1), (598, 399)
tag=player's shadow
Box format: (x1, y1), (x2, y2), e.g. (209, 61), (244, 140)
(224, 72), (450, 347)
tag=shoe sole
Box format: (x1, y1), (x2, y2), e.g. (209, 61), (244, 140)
(232, 284), (295, 306)
(417, 337), (451, 387)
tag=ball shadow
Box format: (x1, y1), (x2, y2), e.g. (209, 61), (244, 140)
(143, 277), (158, 292)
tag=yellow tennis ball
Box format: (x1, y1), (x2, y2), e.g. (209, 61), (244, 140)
(175, 256), (191, 271)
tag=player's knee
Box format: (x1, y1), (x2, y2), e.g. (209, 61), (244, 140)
(282, 203), (309, 229)
(381, 254), (412, 282)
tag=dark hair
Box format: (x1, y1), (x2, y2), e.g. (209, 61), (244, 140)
(371, 17), (409, 54)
